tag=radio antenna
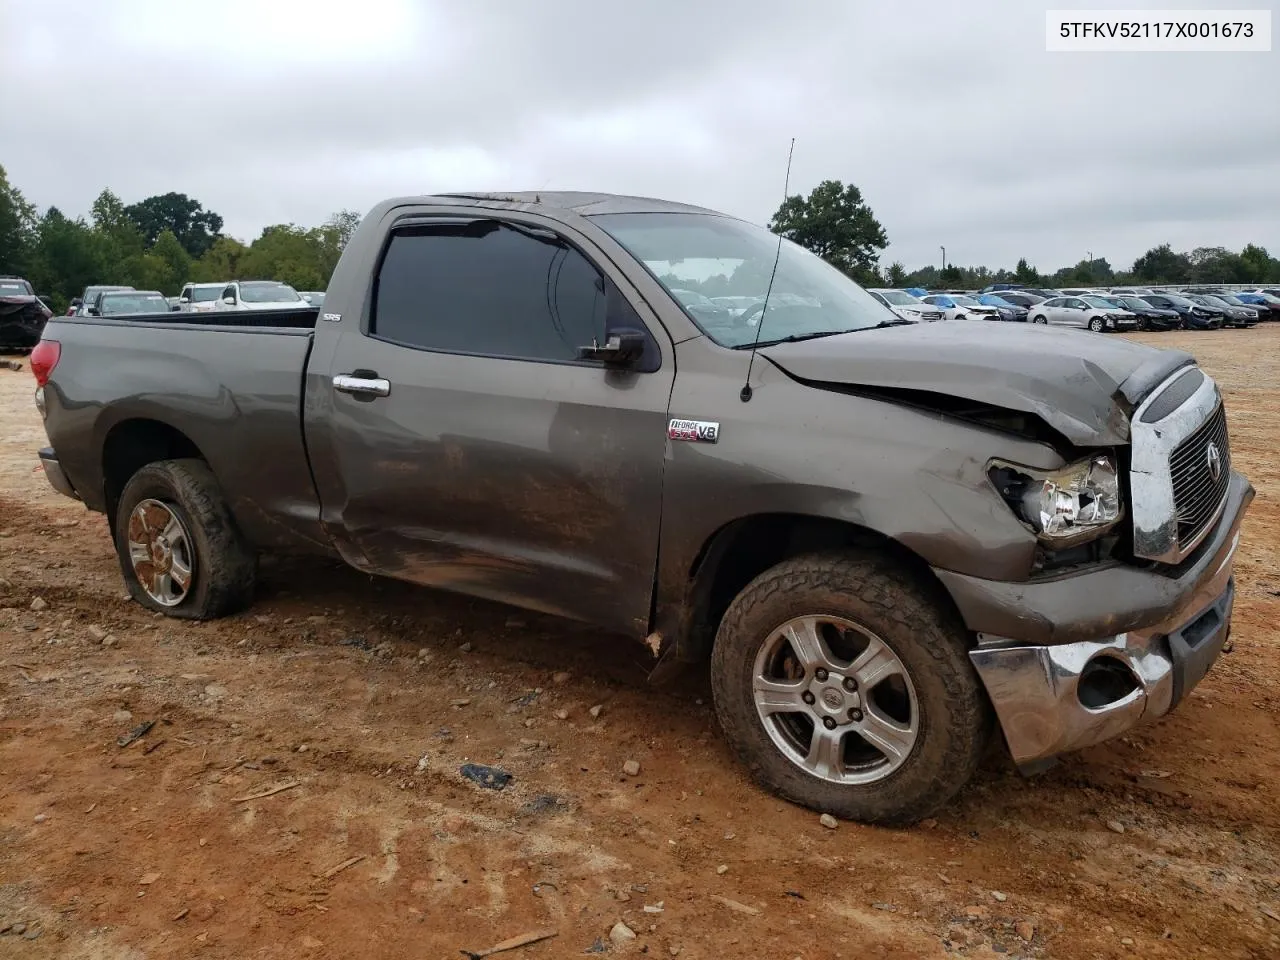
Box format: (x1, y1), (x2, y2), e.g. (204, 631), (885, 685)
(740, 136), (795, 403)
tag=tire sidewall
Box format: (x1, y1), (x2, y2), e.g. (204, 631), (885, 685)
(711, 563), (984, 823)
(114, 464), (212, 616)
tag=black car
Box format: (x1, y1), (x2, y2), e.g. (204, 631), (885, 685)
(0, 275), (54, 350)
(1139, 293), (1222, 330)
(1184, 293), (1257, 329)
(1106, 296), (1181, 331)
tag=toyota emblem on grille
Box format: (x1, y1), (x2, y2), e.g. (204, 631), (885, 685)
(1205, 441), (1222, 482)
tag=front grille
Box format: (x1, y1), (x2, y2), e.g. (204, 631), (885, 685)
(1170, 403), (1230, 547)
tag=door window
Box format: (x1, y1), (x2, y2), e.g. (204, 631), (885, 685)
(372, 220), (611, 364)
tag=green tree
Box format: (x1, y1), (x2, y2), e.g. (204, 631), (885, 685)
(192, 235), (248, 282)
(125, 192), (224, 258)
(1131, 243), (1191, 283)
(1013, 258), (1041, 285)
(1239, 244), (1276, 283)
(770, 179), (888, 284)
(885, 261), (909, 286)
(0, 164), (37, 276)
(27, 208), (111, 303)
(236, 224), (327, 291)
(148, 229), (192, 293)
(1187, 246), (1245, 284)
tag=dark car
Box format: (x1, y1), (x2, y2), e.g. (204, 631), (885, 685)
(89, 290), (175, 317)
(1105, 296), (1181, 331)
(1206, 293), (1265, 326)
(70, 284), (135, 316)
(1184, 293), (1257, 328)
(1139, 294), (1221, 330)
(1235, 292), (1280, 320)
(0, 275), (54, 350)
(975, 293), (1029, 321)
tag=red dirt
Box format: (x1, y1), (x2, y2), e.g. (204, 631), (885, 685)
(1, 328), (1278, 959)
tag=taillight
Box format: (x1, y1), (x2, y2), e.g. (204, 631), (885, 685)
(30, 339), (61, 387)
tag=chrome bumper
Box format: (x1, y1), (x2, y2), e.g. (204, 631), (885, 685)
(970, 523), (1241, 772)
(38, 448), (80, 501)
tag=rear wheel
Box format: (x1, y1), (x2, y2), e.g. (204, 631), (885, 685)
(114, 459), (257, 619)
(710, 551), (992, 825)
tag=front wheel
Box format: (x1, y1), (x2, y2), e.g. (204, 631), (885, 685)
(1088, 317), (1105, 332)
(710, 552), (992, 826)
(114, 459), (257, 619)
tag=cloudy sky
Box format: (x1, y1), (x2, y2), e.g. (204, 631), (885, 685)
(2, 0), (1276, 273)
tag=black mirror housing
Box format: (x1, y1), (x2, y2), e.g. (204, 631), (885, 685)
(578, 328), (647, 366)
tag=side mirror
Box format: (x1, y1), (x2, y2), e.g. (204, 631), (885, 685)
(578, 328), (647, 366)
(180, 296), (191, 303)
(87, 307), (99, 316)
(71, 298), (83, 308)
(222, 296), (236, 306)
(171, 304), (183, 311)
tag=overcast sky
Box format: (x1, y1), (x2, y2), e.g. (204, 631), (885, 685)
(2, 0), (1276, 272)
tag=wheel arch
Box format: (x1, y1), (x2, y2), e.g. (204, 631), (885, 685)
(668, 512), (968, 665)
(102, 418), (207, 520)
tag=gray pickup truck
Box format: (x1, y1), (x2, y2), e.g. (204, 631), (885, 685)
(30, 192), (1253, 824)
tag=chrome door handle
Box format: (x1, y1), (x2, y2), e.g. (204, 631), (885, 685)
(333, 374), (391, 398)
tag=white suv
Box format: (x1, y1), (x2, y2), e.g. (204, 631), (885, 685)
(178, 282), (228, 313)
(213, 281), (305, 311)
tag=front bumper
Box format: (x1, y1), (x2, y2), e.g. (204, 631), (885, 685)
(949, 472), (1251, 769)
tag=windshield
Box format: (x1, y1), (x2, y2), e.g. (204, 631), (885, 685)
(1083, 296), (1119, 309)
(99, 293), (170, 315)
(1152, 294), (1192, 307)
(190, 286), (223, 302)
(1119, 298), (1150, 310)
(876, 291), (923, 306)
(240, 282), (300, 303)
(0, 280), (31, 296)
(592, 212), (894, 347)
(950, 295), (980, 307)
(978, 294), (1013, 307)
(925, 295), (956, 308)
(1214, 294), (1245, 305)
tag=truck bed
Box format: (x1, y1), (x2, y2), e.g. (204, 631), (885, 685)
(39, 314), (332, 555)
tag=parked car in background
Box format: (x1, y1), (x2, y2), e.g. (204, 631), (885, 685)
(1184, 293), (1257, 328)
(89, 290), (175, 317)
(179, 282), (230, 313)
(33, 189), (1253, 826)
(213, 280), (306, 311)
(921, 293), (1000, 321)
(975, 293), (1028, 322)
(1202, 294), (1261, 327)
(709, 295), (762, 317)
(1058, 288), (1110, 298)
(1138, 293), (1222, 330)
(989, 292), (1047, 314)
(299, 291), (326, 309)
(1234, 292), (1280, 320)
(0, 275), (53, 350)
(71, 284), (133, 316)
(866, 289), (945, 322)
(1108, 287), (1155, 297)
(1028, 296), (1129, 332)
(903, 287), (929, 298)
(1105, 296), (1181, 331)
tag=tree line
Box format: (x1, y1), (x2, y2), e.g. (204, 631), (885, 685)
(4, 163), (1278, 316)
(0, 163), (359, 314)
(769, 179), (1280, 290)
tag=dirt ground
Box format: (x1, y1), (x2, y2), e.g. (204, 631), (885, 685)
(1, 327), (1278, 960)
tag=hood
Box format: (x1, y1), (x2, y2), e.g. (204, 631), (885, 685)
(760, 321), (1195, 446)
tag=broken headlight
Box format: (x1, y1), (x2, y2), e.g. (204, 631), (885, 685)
(988, 454), (1123, 546)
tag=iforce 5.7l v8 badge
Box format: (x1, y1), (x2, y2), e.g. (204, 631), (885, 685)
(668, 419), (720, 443)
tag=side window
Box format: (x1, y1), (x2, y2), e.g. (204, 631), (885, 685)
(372, 221), (609, 363)
(1066, 298), (1085, 309)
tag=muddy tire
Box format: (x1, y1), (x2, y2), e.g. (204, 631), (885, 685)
(113, 459), (257, 619)
(710, 551), (991, 826)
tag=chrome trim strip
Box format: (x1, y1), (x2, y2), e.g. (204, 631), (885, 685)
(1129, 367), (1224, 562)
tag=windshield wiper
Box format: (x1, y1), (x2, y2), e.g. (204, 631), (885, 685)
(735, 330), (848, 349)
